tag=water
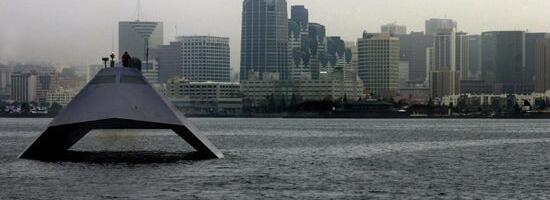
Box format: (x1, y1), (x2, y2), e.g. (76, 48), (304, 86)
(1, 118), (550, 199)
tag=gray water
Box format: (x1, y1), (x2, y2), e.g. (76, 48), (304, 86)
(1, 118), (550, 199)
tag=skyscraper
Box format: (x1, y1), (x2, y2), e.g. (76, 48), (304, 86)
(288, 5), (311, 80)
(10, 72), (37, 103)
(240, 0), (289, 81)
(425, 18), (457, 36)
(467, 35), (482, 80)
(358, 32), (400, 97)
(481, 31), (527, 94)
(399, 32), (434, 84)
(0, 65), (11, 100)
(456, 32), (469, 80)
(429, 29), (463, 97)
(381, 23), (407, 35)
(155, 42), (183, 83)
(308, 23), (327, 80)
(526, 33), (550, 85)
(177, 36), (231, 82)
(535, 38), (550, 93)
(119, 21), (164, 63)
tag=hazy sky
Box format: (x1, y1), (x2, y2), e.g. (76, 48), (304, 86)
(2, 0), (550, 69)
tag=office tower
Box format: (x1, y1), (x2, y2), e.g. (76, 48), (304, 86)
(324, 36), (349, 80)
(433, 30), (456, 71)
(481, 31), (527, 94)
(425, 18), (457, 36)
(345, 41), (359, 81)
(430, 70), (461, 98)
(467, 35), (482, 80)
(10, 72), (37, 103)
(358, 32), (400, 97)
(176, 36), (230, 82)
(430, 29), (462, 97)
(240, 0), (289, 81)
(308, 23), (327, 80)
(381, 23), (407, 35)
(119, 21), (164, 64)
(155, 42), (183, 83)
(456, 32), (469, 80)
(535, 38), (550, 92)
(36, 71), (59, 103)
(288, 5), (311, 80)
(526, 33), (550, 85)
(399, 32), (434, 84)
(0, 65), (11, 99)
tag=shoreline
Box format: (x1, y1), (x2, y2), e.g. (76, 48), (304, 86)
(4, 113), (550, 119)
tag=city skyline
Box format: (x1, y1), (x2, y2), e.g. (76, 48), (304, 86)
(2, 0), (550, 68)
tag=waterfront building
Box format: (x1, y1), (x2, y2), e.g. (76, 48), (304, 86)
(535, 38), (550, 92)
(308, 23), (327, 80)
(155, 42), (183, 83)
(241, 79), (364, 106)
(288, 5), (311, 80)
(119, 21), (164, 64)
(36, 71), (59, 103)
(481, 31), (529, 94)
(456, 32), (469, 80)
(460, 80), (496, 94)
(0, 65), (11, 100)
(381, 23), (407, 35)
(429, 29), (464, 97)
(166, 77), (242, 115)
(10, 72), (37, 103)
(46, 88), (78, 106)
(425, 18), (457, 36)
(240, 0), (289, 80)
(398, 32), (434, 84)
(526, 33), (550, 85)
(467, 35), (482, 80)
(358, 32), (400, 97)
(176, 36), (230, 82)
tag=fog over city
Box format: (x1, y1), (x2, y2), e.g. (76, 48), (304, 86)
(1, 0), (550, 68)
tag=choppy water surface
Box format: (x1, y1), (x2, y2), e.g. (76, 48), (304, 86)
(1, 118), (550, 199)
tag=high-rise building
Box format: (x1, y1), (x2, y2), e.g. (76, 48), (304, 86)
(155, 42), (184, 83)
(425, 18), (457, 36)
(288, 5), (311, 80)
(429, 29), (463, 97)
(431, 70), (461, 98)
(0, 65), (11, 100)
(358, 32), (400, 97)
(308, 23), (327, 80)
(36, 71), (59, 103)
(324, 36), (350, 80)
(240, 0), (289, 81)
(10, 72), (37, 103)
(381, 23), (407, 35)
(526, 33), (550, 85)
(434, 30), (457, 71)
(456, 32), (469, 80)
(176, 36), (231, 82)
(119, 21), (164, 63)
(399, 32), (434, 84)
(481, 31), (528, 94)
(467, 35), (482, 80)
(345, 41), (359, 81)
(535, 38), (550, 92)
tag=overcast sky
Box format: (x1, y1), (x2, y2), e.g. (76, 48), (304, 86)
(2, 0), (550, 69)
